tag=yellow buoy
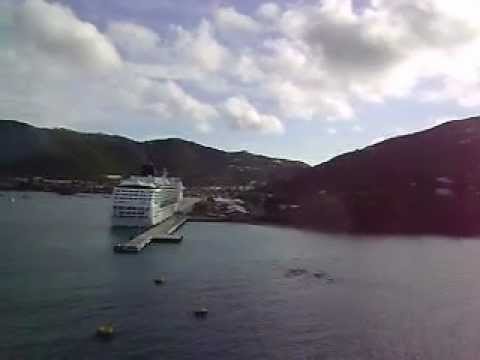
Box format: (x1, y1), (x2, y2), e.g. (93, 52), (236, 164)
(96, 323), (114, 339)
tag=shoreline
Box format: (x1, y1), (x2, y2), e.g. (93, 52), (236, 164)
(5, 190), (480, 238)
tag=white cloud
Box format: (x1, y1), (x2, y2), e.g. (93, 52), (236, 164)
(1, 0), (218, 133)
(256, 3), (281, 21)
(223, 96), (284, 134)
(232, 55), (264, 83)
(265, 80), (354, 121)
(174, 20), (230, 73)
(158, 81), (218, 123)
(4, 0), (480, 137)
(214, 6), (261, 33)
(15, 0), (122, 73)
(262, 0), (480, 108)
(107, 22), (160, 58)
(135, 79), (219, 130)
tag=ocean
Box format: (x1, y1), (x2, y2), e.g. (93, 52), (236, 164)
(2, 192), (480, 359)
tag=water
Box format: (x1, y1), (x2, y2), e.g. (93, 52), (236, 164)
(2, 192), (480, 359)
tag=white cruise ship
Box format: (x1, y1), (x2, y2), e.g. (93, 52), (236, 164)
(111, 166), (183, 227)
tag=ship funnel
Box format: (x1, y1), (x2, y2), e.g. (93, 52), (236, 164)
(141, 164), (156, 177)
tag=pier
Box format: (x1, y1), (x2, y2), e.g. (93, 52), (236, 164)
(113, 198), (199, 253)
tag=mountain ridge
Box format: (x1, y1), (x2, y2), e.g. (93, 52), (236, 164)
(0, 120), (308, 186)
(267, 116), (480, 236)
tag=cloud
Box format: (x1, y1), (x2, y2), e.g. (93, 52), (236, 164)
(103, 74), (218, 132)
(256, 3), (281, 21)
(107, 21), (160, 58)
(1, 0), (218, 133)
(223, 96), (284, 134)
(265, 80), (354, 121)
(255, 0), (480, 108)
(3, 0), (480, 138)
(144, 80), (219, 129)
(213, 6), (261, 33)
(174, 20), (230, 73)
(231, 55), (264, 83)
(15, 0), (122, 73)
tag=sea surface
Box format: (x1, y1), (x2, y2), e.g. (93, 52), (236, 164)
(2, 192), (480, 359)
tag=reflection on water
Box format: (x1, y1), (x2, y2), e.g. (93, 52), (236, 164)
(109, 226), (139, 240)
(1, 192), (480, 359)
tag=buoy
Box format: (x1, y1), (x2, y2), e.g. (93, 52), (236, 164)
(313, 272), (326, 279)
(96, 324), (114, 339)
(285, 268), (308, 278)
(193, 307), (209, 318)
(153, 277), (166, 285)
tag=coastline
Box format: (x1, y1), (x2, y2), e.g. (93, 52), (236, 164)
(5, 190), (480, 238)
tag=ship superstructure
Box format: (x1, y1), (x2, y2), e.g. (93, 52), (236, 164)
(112, 166), (183, 227)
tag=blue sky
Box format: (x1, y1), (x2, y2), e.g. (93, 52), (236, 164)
(1, 0), (480, 164)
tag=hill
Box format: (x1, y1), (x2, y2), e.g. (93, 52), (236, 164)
(267, 117), (480, 236)
(0, 120), (308, 186)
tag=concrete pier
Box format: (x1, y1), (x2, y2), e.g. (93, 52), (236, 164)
(113, 198), (199, 253)
(113, 214), (187, 252)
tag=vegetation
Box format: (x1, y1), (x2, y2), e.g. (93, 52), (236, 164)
(268, 117), (480, 236)
(0, 120), (308, 186)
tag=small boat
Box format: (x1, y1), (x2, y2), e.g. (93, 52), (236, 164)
(153, 277), (166, 285)
(193, 307), (209, 318)
(96, 324), (114, 339)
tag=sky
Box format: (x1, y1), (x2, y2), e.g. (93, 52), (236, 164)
(2, 0), (480, 165)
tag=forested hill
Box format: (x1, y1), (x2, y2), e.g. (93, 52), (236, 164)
(0, 120), (308, 186)
(267, 117), (480, 236)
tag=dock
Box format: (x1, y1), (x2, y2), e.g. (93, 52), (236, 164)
(113, 198), (199, 253)
(113, 214), (187, 252)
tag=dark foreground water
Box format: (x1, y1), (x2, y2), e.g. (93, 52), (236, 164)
(2, 192), (480, 359)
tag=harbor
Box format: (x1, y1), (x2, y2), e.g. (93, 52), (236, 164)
(109, 166), (259, 254)
(4, 190), (480, 360)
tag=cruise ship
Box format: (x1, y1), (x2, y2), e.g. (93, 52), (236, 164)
(111, 165), (183, 227)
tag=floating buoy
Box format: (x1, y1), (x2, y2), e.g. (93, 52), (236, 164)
(96, 324), (114, 339)
(193, 307), (208, 318)
(285, 268), (308, 278)
(153, 277), (166, 285)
